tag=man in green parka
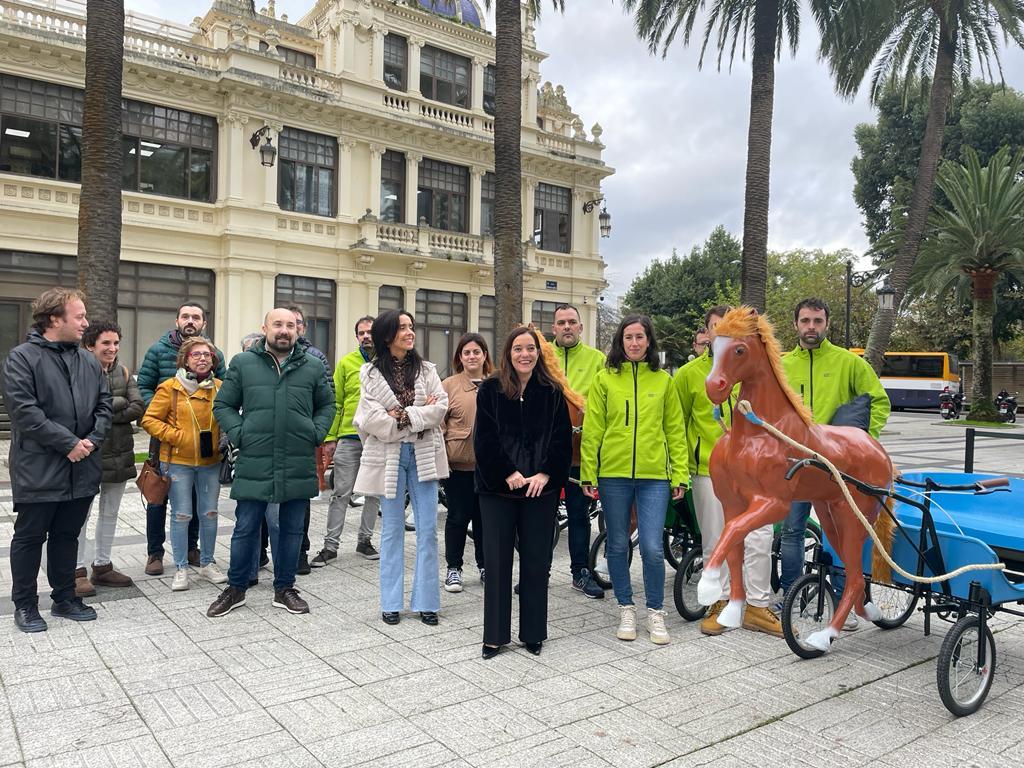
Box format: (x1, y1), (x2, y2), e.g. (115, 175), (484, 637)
(207, 308), (335, 618)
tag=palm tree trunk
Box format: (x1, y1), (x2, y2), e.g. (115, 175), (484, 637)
(738, 0), (778, 313)
(969, 270), (999, 421)
(864, 13), (957, 372)
(77, 0), (125, 323)
(493, 0), (524, 339)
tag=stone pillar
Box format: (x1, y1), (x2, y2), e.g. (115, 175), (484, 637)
(408, 36), (425, 96)
(222, 112), (248, 203)
(471, 56), (485, 112)
(337, 138), (355, 218)
(264, 121), (283, 210)
(522, 177), (537, 243)
(218, 267), (245, 361)
(405, 153), (421, 227)
(524, 73), (539, 127)
(571, 189), (585, 257)
(261, 270), (277, 313)
(371, 25), (388, 85)
(469, 166), (485, 236)
(368, 143), (384, 217)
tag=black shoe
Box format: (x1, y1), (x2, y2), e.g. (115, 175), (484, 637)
(50, 598), (97, 622)
(513, 582), (520, 595)
(259, 551), (270, 569)
(523, 641), (543, 656)
(420, 611), (438, 626)
(310, 549), (337, 568)
(481, 644), (502, 660)
(572, 569), (605, 599)
(188, 549), (201, 567)
(273, 588), (309, 615)
(382, 611), (400, 625)
(207, 586), (246, 618)
(248, 578), (259, 588)
(14, 605), (47, 633)
(296, 554), (311, 576)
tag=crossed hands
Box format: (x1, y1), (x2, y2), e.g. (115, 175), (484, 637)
(505, 470), (550, 497)
(67, 439), (95, 463)
(387, 393), (438, 421)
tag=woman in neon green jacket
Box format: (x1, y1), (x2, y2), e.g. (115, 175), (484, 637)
(580, 315), (689, 645)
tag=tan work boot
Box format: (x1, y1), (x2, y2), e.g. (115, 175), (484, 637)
(742, 604), (784, 637)
(699, 600), (728, 636)
(145, 554), (164, 576)
(91, 563), (134, 588)
(74, 567), (96, 597)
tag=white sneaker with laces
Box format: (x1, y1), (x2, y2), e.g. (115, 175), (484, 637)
(843, 612), (859, 631)
(646, 608), (670, 645)
(171, 568), (190, 591)
(444, 567), (463, 593)
(616, 604), (637, 641)
(199, 562), (228, 585)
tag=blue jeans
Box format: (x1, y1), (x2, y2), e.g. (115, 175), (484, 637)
(164, 463), (220, 569)
(598, 477), (670, 610)
(228, 499), (306, 592)
(781, 501), (844, 600)
(379, 443), (440, 613)
(563, 466), (592, 577)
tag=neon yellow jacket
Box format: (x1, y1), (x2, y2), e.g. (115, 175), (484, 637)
(325, 348), (370, 441)
(555, 341), (605, 403)
(781, 339), (890, 439)
(673, 351), (739, 477)
(580, 362), (689, 488)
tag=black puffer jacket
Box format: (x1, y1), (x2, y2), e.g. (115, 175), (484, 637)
(473, 374), (571, 497)
(100, 357), (145, 483)
(3, 330), (113, 502)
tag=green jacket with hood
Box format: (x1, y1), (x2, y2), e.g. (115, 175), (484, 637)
(325, 347), (371, 441)
(555, 340), (605, 402)
(780, 338), (890, 439)
(580, 361), (689, 488)
(673, 351), (740, 477)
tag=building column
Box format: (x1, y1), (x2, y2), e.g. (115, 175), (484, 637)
(408, 36), (425, 96)
(341, 20), (355, 73)
(524, 73), (539, 128)
(571, 189), (585, 257)
(405, 153), (421, 226)
(261, 270), (277, 313)
(471, 57), (485, 112)
(469, 166), (485, 236)
(468, 284), (481, 331)
(371, 25), (388, 85)
(217, 268), (245, 360)
(263, 121), (283, 210)
(337, 137), (355, 219)
(221, 112), (248, 203)
(522, 177), (537, 243)
(368, 143), (384, 217)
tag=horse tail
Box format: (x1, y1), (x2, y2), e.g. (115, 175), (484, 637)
(871, 491), (897, 585)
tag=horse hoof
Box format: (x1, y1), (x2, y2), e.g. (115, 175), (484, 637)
(863, 602), (882, 622)
(806, 627), (838, 653)
(718, 600), (744, 628)
(697, 568), (722, 606)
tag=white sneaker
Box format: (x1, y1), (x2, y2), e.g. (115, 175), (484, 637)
(199, 562), (228, 585)
(646, 608), (670, 645)
(616, 604), (637, 641)
(843, 612), (860, 631)
(171, 568), (189, 591)
(444, 567), (463, 593)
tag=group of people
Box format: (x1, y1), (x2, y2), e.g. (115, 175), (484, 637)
(3, 288), (889, 659)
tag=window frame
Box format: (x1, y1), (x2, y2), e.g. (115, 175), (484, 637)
(380, 149), (405, 223)
(419, 45), (470, 109)
(417, 158), (469, 233)
(277, 126), (337, 218)
(534, 182), (572, 254)
(383, 33), (408, 92)
(483, 64), (495, 116)
(275, 273), (336, 364)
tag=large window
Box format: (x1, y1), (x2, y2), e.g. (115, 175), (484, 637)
(275, 274), (336, 362)
(378, 285), (405, 311)
(531, 300), (561, 340)
(384, 33), (408, 91)
(534, 182), (571, 254)
(0, 75), (84, 182)
(483, 65), (495, 116)
(415, 289), (467, 377)
(260, 41), (317, 69)
(418, 158), (468, 232)
(480, 171), (495, 236)
(478, 295), (496, 357)
(420, 46), (470, 109)
(278, 127), (336, 217)
(380, 150), (405, 223)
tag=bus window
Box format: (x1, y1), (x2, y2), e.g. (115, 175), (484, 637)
(880, 354), (944, 379)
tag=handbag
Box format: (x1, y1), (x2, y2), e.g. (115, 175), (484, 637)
(218, 442), (236, 485)
(136, 389), (177, 505)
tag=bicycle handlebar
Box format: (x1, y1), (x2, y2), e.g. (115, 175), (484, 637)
(896, 475), (1011, 494)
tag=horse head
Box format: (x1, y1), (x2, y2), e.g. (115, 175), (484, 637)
(704, 307), (764, 405)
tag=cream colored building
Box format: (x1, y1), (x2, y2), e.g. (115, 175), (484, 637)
(0, 0), (612, 376)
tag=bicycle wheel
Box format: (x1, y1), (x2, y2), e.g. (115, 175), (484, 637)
(937, 615), (995, 717)
(663, 528), (690, 571)
(865, 580), (918, 630)
(781, 572), (837, 660)
(672, 546), (707, 621)
(771, 521), (823, 593)
(587, 529), (635, 590)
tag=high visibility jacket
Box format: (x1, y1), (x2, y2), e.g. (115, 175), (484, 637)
(554, 341), (605, 403)
(673, 351), (739, 477)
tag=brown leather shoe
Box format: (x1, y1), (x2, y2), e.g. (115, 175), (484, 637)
(145, 554), (164, 576)
(90, 563), (134, 588)
(74, 567), (96, 597)
(188, 549), (201, 567)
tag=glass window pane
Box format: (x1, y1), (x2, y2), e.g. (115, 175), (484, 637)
(278, 159), (295, 210)
(420, 73), (433, 98)
(121, 137), (139, 191)
(381, 180), (402, 222)
(417, 187), (432, 226)
(140, 142), (187, 198)
(0, 115), (57, 177)
(58, 125), (82, 182)
(316, 167), (333, 216)
(189, 148), (211, 201)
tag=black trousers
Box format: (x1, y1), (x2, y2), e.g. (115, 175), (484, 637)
(443, 469), (484, 570)
(11, 497), (94, 609)
(480, 492), (557, 646)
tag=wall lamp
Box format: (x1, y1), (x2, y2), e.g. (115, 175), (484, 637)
(249, 125), (277, 168)
(583, 197), (612, 238)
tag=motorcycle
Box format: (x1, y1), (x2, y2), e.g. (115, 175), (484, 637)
(995, 389), (1018, 424)
(939, 386), (964, 420)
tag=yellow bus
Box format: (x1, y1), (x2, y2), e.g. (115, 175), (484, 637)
(851, 350), (960, 410)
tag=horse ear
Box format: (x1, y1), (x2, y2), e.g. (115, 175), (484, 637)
(748, 307), (759, 318)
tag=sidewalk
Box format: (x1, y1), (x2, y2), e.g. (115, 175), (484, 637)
(0, 413), (1021, 767)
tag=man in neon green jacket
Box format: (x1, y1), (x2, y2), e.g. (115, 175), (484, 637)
(311, 316), (381, 566)
(674, 306), (782, 638)
(552, 304), (607, 598)
(778, 298), (890, 626)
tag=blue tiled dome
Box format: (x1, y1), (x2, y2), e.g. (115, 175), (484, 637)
(415, 0), (483, 28)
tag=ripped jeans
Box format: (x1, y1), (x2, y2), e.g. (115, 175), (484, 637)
(164, 463), (220, 570)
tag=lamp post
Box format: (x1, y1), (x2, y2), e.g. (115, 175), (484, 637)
(249, 125), (277, 168)
(583, 197), (612, 238)
(845, 259), (896, 348)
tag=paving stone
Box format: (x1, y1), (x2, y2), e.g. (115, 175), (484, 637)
(0, 695), (22, 768)
(306, 720), (433, 768)
(465, 731), (614, 767)
(323, 641), (437, 686)
(267, 688), (400, 744)
(133, 677), (263, 732)
(229, 657), (354, 707)
(23, 734), (172, 768)
(409, 694), (547, 757)
(361, 666), (487, 717)
(14, 698), (149, 761)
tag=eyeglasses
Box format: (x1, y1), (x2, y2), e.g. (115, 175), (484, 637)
(189, 351), (213, 359)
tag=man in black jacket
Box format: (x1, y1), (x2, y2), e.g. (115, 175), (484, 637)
(3, 288), (112, 632)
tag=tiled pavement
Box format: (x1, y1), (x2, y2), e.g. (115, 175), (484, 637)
(0, 413), (1022, 767)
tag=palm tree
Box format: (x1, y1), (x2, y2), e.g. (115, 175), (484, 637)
(77, 0), (125, 323)
(622, 0), (822, 313)
(912, 147), (1024, 421)
(820, 0), (1024, 372)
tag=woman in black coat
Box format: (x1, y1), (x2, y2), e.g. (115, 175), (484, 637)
(474, 326), (571, 659)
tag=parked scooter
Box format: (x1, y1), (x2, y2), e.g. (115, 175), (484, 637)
(995, 389), (1018, 423)
(939, 386), (964, 420)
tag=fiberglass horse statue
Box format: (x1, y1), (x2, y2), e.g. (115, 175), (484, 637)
(697, 307), (895, 652)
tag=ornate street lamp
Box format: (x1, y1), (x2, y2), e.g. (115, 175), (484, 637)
(249, 125), (277, 168)
(583, 197), (612, 238)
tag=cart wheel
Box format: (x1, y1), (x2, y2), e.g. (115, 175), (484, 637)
(673, 547), (707, 621)
(937, 615), (996, 717)
(771, 522), (822, 593)
(587, 529), (635, 590)
(663, 529), (690, 571)
(865, 581), (919, 629)
(781, 573), (837, 660)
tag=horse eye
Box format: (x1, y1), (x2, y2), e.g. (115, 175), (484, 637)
(735, 347), (745, 356)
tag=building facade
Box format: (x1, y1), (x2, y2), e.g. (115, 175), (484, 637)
(0, 0), (612, 377)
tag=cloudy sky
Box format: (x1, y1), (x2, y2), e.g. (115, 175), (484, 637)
(124, 0), (1024, 296)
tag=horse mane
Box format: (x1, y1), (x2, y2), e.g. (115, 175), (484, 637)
(540, 336), (585, 412)
(714, 306), (813, 427)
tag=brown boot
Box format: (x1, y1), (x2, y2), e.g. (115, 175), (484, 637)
(75, 567), (96, 597)
(91, 563), (134, 588)
(145, 554), (164, 576)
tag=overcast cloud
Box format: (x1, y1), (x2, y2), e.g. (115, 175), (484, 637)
(125, 0), (1024, 295)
